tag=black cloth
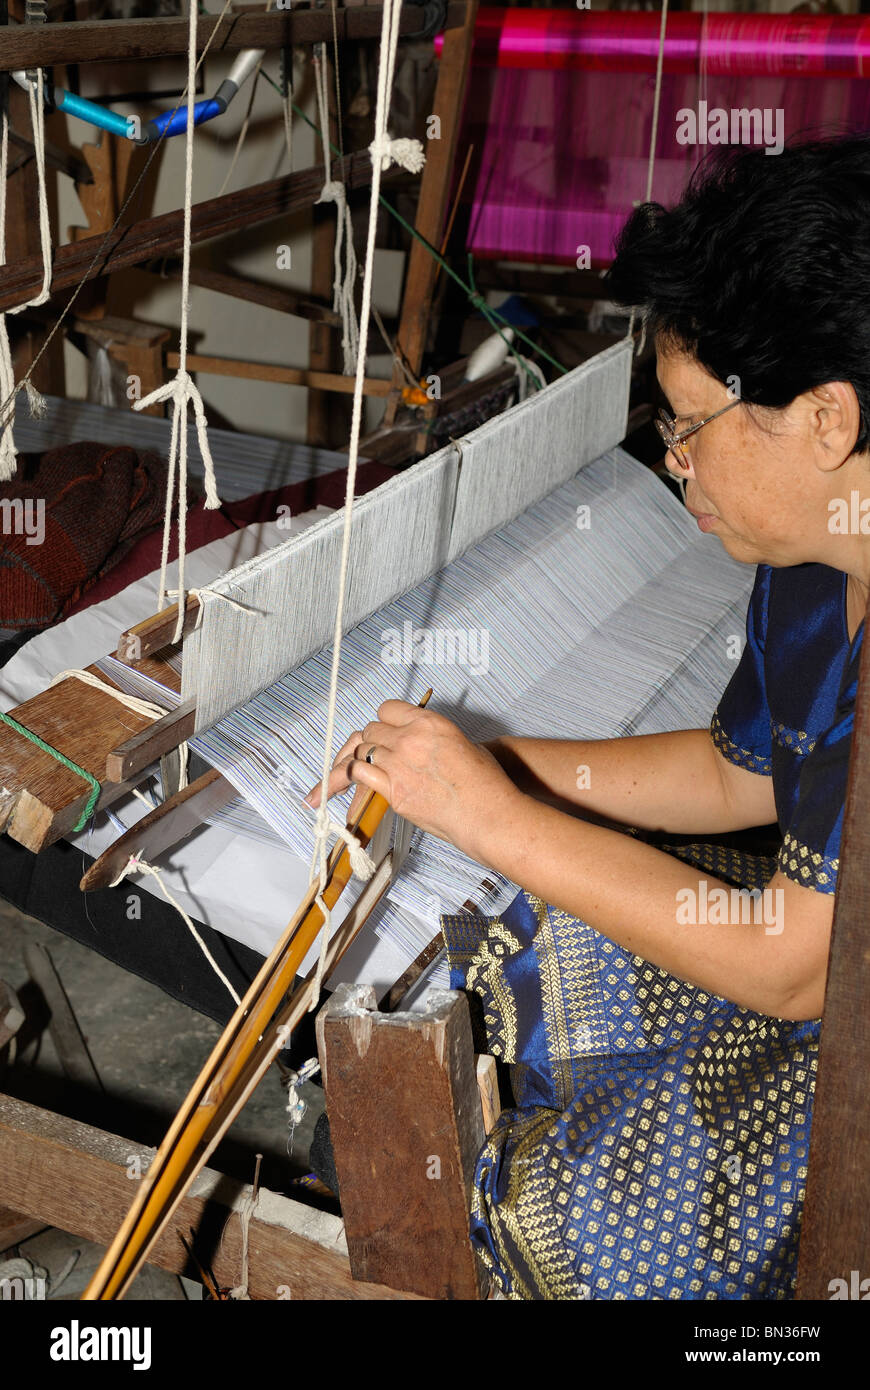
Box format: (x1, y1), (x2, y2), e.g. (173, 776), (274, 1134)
(0, 833), (263, 1027)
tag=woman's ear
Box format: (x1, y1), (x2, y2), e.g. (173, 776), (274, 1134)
(802, 381), (861, 471)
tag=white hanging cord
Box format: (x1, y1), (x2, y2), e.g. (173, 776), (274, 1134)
(627, 0), (669, 347)
(0, 68), (53, 478)
(307, 0), (425, 1007)
(131, 0), (222, 640)
(9, 69), (52, 316)
(313, 43), (360, 376)
(227, 1154), (261, 1301)
(281, 60), (294, 170)
(109, 852), (242, 1007)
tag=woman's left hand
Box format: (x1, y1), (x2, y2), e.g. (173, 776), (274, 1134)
(303, 699), (521, 855)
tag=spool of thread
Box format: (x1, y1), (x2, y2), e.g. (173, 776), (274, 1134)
(465, 327), (515, 382)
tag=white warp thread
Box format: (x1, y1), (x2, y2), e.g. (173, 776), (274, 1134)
(181, 339), (631, 733)
(133, 0), (221, 640)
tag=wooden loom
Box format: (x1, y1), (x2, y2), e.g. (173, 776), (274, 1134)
(0, 4), (868, 1304)
(0, 0), (499, 1301)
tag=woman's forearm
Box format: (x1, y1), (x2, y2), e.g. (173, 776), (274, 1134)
(463, 788), (825, 1019)
(485, 728), (774, 835)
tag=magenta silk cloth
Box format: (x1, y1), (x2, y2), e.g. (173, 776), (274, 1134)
(444, 10), (870, 265)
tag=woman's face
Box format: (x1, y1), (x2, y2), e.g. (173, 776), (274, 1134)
(656, 342), (863, 572)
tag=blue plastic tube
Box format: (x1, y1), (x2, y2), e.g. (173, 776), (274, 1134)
(53, 88), (133, 140)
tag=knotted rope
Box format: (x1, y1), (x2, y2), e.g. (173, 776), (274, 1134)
(133, 0), (222, 642)
(307, 0), (425, 1006)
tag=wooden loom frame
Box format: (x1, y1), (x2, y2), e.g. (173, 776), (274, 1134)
(0, 2), (866, 1303)
(0, 0), (497, 1301)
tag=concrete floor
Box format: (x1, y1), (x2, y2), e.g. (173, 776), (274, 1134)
(0, 896), (327, 1299)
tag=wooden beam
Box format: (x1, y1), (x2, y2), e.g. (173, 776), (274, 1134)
(796, 600), (870, 1299)
(0, 666), (167, 852)
(105, 699), (197, 784)
(6, 125), (94, 184)
(151, 260), (342, 328)
(81, 768), (235, 890)
(473, 264), (614, 300)
(0, 154), (403, 313)
(115, 597), (198, 663)
(22, 943), (103, 1092)
(0, 1206), (45, 1253)
(0, 1093), (420, 1299)
(168, 351), (392, 397)
(0, 4), (469, 69)
(384, 0), (480, 425)
(317, 984), (488, 1300)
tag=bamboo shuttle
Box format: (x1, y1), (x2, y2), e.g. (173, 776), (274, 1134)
(83, 690), (431, 1300)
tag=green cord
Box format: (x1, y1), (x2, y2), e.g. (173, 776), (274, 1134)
(259, 67), (568, 384)
(0, 711), (100, 832)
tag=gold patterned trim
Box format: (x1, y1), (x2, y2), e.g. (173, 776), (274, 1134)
(778, 832), (838, 893)
(770, 721), (817, 757)
(710, 711), (772, 775)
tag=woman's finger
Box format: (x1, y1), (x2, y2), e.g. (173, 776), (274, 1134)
(304, 754), (356, 808)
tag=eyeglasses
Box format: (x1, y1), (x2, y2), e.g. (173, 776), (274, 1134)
(655, 398), (742, 472)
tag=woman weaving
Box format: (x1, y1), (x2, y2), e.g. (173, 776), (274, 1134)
(307, 138), (866, 1299)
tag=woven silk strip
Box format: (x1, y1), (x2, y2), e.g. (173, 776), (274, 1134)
(102, 447), (754, 973)
(181, 339), (633, 732)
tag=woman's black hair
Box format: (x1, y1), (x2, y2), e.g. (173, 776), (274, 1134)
(604, 134), (870, 451)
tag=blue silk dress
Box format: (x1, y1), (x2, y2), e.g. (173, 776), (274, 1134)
(441, 561), (863, 1300)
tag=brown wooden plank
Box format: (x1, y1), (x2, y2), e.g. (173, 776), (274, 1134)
(317, 984), (487, 1300)
(81, 768), (235, 890)
(0, 666), (165, 852)
(0, 1093), (421, 1300)
(384, 0), (480, 425)
(0, 1207), (46, 1253)
(796, 600), (870, 1299)
(168, 351), (391, 397)
(22, 943), (103, 1092)
(153, 260), (342, 328)
(105, 699), (197, 783)
(6, 125), (93, 184)
(0, 155), (404, 313)
(115, 598), (198, 663)
(0, 5), (468, 69)
(68, 128), (140, 321)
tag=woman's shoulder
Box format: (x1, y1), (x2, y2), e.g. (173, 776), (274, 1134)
(765, 562), (851, 639)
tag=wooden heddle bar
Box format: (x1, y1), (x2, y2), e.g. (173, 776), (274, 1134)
(0, 154), (404, 315)
(0, 3), (469, 71)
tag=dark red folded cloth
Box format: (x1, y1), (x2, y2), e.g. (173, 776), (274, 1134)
(0, 442), (181, 631)
(61, 456), (396, 620)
